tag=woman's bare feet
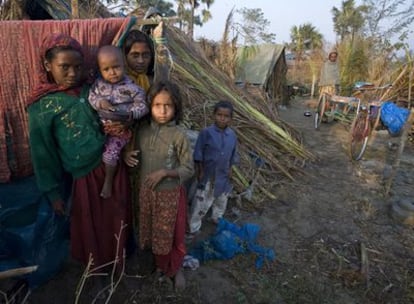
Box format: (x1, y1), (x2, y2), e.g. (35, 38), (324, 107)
(173, 268), (185, 291)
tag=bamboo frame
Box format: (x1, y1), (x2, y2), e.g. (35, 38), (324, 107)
(0, 266), (38, 280)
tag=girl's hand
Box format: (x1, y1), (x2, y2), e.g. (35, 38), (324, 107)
(228, 168), (233, 179)
(144, 169), (166, 190)
(196, 165), (204, 182)
(51, 199), (65, 216)
(124, 150), (139, 167)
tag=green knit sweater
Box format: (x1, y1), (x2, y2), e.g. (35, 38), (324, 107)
(28, 85), (104, 202)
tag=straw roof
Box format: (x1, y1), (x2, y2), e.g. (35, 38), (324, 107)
(0, 0), (113, 20)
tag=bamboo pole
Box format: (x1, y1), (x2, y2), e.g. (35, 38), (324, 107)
(0, 266), (38, 280)
(408, 68), (413, 109)
(385, 108), (414, 196)
(71, 0), (79, 19)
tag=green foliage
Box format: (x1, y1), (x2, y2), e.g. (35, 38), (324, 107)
(330, 0), (412, 91)
(331, 0), (368, 41)
(362, 0), (414, 44)
(102, 0), (175, 16)
(337, 36), (369, 90)
(234, 7), (276, 45)
(175, 0), (215, 39)
(289, 23), (323, 61)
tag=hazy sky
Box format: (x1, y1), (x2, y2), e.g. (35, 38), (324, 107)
(193, 0), (352, 45)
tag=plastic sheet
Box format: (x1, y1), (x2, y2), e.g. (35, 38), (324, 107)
(189, 218), (275, 269)
(0, 176), (70, 288)
(381, 102), (409, 136)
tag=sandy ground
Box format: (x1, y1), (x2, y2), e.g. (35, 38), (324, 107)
(7, 97), (414, 304)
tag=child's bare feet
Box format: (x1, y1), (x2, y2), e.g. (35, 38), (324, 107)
(173, 268), (185, 290)
(100, 181), (112, 199)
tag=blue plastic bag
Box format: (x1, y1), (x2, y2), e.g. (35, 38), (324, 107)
(381, 102), (410, 136)
(189, 218), (275, 268)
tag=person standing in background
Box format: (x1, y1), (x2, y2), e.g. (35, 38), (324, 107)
(319, 50), (340, 95)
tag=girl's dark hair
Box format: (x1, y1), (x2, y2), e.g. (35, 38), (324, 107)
(214, 100), (234, 117)
(122, 29), (155, 76)
(147, 80), (182, 123)
(45, 45), (83, 62)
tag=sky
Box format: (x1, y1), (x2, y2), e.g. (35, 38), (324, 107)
(193, 0), (349, 45)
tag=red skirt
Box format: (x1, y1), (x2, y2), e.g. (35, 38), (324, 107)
(139, 186), (187, 277)
(71, 162), (131, 268)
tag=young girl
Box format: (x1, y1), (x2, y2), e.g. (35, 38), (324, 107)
(27, 33), (131, 294)
(124, 80), (194, 290)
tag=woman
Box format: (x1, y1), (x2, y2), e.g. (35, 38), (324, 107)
(122, 29), (155, 93)
(121, 29), (156, 240)
(27, 33), (131, 279)
(319, 50), (340, 95)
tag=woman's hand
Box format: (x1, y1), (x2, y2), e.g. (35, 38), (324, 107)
(124, 150), (139, 167)
(51, 199), (65, 216)
(144, 169), (166, 190)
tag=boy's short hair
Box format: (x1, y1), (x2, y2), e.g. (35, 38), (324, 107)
(214, 100), (234, 116)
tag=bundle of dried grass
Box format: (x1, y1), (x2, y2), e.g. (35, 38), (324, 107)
(366, 55), (413, 145)
(0, 0), (27, 20)
(162, 25), (314, 201)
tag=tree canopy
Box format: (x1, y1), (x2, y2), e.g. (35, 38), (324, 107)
(233, 7), (276, 45)
(289, 23), (323, 60)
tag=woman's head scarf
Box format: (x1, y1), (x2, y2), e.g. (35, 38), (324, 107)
(27, 33), (84, 105)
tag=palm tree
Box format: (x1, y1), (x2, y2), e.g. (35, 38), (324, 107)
(289, 23), (323, 62)
(332, 0), (368, 42)
(289, 23), (323, 97)
(175, 0), (214, 39)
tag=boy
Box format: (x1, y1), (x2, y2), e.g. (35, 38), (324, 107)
(89, 45), (148, 198)
(188, 100), (239, 235)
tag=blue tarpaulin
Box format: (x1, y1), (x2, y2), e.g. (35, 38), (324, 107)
(0, 176), (70, 288)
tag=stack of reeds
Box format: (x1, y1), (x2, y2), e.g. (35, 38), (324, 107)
(379, 59), (414, 138)
(161, 25), (315, 201)
(380, 61), (413, 107)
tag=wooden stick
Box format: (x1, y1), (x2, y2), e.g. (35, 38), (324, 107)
(408, 68), (413, 109)
(71, 0), (79, 19)
(133, 16), (180, 26)
(360, 243), (369, 289)
(0, 266), (38, 280)
(385, 108), (414, 196)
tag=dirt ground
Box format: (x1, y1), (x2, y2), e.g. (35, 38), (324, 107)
(11, 97), (414, 303)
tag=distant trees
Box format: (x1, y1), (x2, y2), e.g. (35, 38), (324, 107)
(331, 0), (414, 88)
(331, 0), (367, 42)
(289, 23), (323, 62)
(362, 0), (414, 44)
(288, 23), (323, 97)
(103, 0), (214, 40)
(233, 8), (276, 45)
(102, 0), (175, 16)
(332, 0), (414, 48)
(176, 0), (214, 39)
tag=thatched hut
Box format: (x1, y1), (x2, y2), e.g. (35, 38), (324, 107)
(235, 44), (288, 105)
(0, 0), (113, 20)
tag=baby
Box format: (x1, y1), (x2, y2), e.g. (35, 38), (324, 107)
(89, 45), (148, 198)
